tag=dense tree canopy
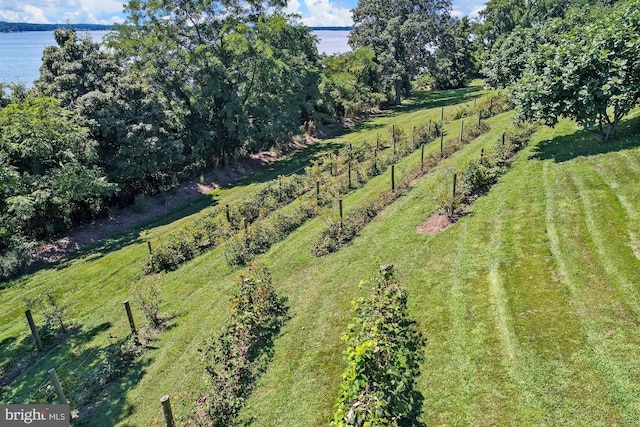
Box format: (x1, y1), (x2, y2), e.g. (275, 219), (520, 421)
(482, 9), (606, 90)
(111, 1), (321, 161)
(318, 47), (384, 119)
(0, 96), (116, 242)
(478, 0), (620, 48)
(36, 29), (120, 107)
(349, 0), (452, 104)
(429, 16), (477, 90)
(35, 28), (185, 198)
(511, 2), (640, 141)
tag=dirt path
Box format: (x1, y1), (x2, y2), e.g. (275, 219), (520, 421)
(32, 150), (288, 265)
(31, 117), (366, 266)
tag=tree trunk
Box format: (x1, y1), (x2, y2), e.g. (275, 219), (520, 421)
(394, 80), (402, 105)
(402, 76), (411, 98)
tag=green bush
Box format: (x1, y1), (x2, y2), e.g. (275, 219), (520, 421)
(225, 201), (317, 266)
(205, 262), (288, 426)
(435, 121), (539, 219)
(0, 236), (34, 282)
(331, 265), (425, 427)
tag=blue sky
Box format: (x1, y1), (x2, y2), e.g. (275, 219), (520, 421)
(0, 0), (485, 26)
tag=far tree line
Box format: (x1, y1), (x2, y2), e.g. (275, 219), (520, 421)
(1, 0), (638, 279)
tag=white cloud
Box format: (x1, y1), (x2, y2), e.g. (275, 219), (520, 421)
(451, 2), (485, 21)
(79, 0), (125, 16)
(0, 2), (50, 23)
(0, 0), (125, 23)
(284, 0), (301, 15)
(469, 6), (484, 21)
(451, 8), (464, 19)
(300, 0), (353, 27)
(63, 7), (98, 24)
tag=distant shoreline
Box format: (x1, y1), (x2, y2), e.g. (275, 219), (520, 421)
(0, 21), (351, 33)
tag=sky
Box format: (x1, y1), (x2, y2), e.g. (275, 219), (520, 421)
(0, 0), (486, 26)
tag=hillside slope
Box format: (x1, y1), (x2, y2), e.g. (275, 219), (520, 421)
(2, 85), (640, 426)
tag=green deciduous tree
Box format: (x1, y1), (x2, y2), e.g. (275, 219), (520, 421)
(36, 28), (188, 198)
(349, 0), (452, 104)
(512, 2), (640, 141)
(0, 96), (117, 240)
(477, 0), (619, 49)
(430, 16), (477, 90)
(318, 47), (385, 119)
(111, 1), (320, 163)
(36, 29), (120, 107)
(482, 9), (603, 90)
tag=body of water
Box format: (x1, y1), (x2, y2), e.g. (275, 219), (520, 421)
(0, 30), (350, 87)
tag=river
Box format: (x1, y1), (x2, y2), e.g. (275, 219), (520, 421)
(0, 29), (350, 86)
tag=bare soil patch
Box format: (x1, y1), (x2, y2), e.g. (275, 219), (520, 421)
(416, 212), (453, 235)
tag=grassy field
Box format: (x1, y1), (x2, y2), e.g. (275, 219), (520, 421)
(2, 82), (640, 426)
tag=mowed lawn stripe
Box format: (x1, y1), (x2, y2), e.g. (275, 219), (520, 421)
(541, 127), (640, 424)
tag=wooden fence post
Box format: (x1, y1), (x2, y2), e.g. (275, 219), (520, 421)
(160, 395), (176, 427)
(477, 110), (481, 127)
(348, 162), (352, 189)
(147, 241), (152, 255)
(243, 217), (249, 247)
(440, 132), (444, 156)
(124, 300), (137, 336)
(316, 180), (320, 204)
(412, 126), (416, 147)
(391, 165), (395, 191)
(225, 204), (231, 223)
(339, 199), (343, 229)
(392, 125), (396, 155)
(480, 148), (485, 162)
(502, 132), (506, 146)
(459, 120), (464, 143)
(48, 368), (67, 404)
(25, 310), (42, 351)
(420, 144), (425, 171)
(373, 146), (378, 174)
(441, 106), (444, 122)
(452, 173), (458, 198)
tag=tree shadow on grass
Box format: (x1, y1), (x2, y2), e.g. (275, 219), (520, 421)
(392, 86), (485, 116)
(71, 341), (152, 427)
(531, 115), (640, 163)
(0, 322), (111, 403)
(311, 86), (485, 141)
(226, 140), (344, 189)
(2, 321), (153, 426)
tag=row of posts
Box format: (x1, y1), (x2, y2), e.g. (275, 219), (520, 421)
(26, 106), (500, 427)
(27, 302), (179, 425)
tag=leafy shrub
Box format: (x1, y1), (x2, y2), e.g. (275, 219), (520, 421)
(477, 93), (512, 118)
(143, 175), (309, 274)
(225, 201), (317, 266)
(96, 336), (143, 387)
(460, 160), (498, 196)
(435, 121), (539, 219)
(448, 102), (475, 121)
(23, 290), (68, 340)
(132, 273), (164, 328)
(0, 236), (34, 282)
(331, 265), (425, 427)
(205, 262), (288, 426)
